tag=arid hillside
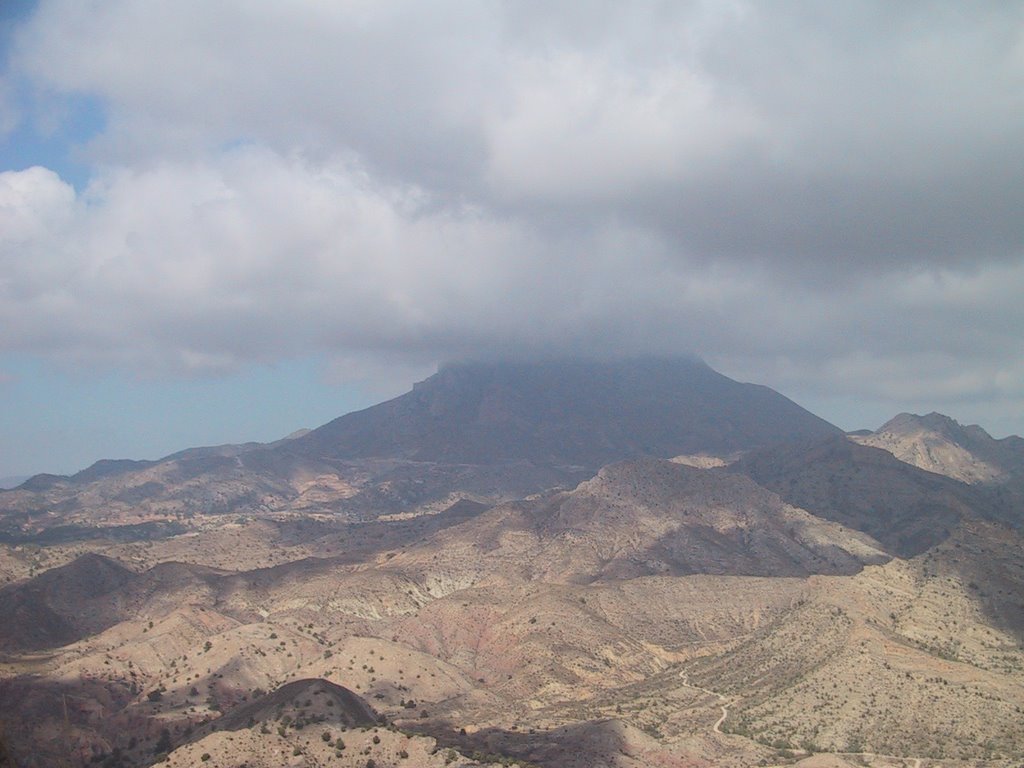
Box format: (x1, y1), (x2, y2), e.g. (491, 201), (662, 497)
(2, 451), (1022, 767)
(1, 362), (1022, 767)
(732, 435), (1016, 555)
(851, 412), (1024, 484)
(0, 358), (838, 538)
(383, 458), (889, 584)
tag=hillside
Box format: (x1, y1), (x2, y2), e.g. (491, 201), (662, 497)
(731, 435), (1013, 556)
(0, 357), (840, 536)
(290, 357), (840, 467)
(852, 412), (1024, 484)
(685, 519), (1024, 761)
(1, 361), (1022, 767)
(384, 458), (889, 585)
(4, 445), (1023, 767)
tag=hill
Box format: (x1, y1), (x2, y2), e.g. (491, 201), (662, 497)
(0, 553), (136, 651)
(0, 357), (840, 533)
(684, 519), (1024, 761)
(730, 435), (1014, 556)
(199, 677), (379, 732)
(851, 412), (1024, 484)
(2, 361), (1022, 767)
(384, 458), (889, 585)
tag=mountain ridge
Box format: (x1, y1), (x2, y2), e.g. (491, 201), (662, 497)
(286, 357), (842, 468)
(1, 359), (1023, 767)
(0, 357), (842, 532)
(852, 411), (1024, 484)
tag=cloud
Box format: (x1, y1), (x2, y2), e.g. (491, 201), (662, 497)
(12, 2), (1022, 269)
(1, 1), (1023, 427)
(0, 150), (714, 369)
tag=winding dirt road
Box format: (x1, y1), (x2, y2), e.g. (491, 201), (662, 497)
(677, 671), (734, 734)
(678, 670), (929, 768)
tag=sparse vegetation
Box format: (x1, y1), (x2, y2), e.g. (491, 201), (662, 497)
(1, 372), (1023, 767)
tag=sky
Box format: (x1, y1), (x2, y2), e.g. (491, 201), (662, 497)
(1, 1), (1023, 480)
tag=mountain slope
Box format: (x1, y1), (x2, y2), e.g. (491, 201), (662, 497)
(384, 458), (889, 585)
(685, 519), (1024, 760)
(0, 357), (841, 529)
(731, 436), (1013, 556)
(0, 554), (227, 652)
(1, 457), (1021, 766)
(286, 357), (841, 468)
(852, 411), (1024, 484)
(0, 553), (135, 651)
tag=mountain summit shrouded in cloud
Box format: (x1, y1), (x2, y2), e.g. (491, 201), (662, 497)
(1, 1), (1023, 475)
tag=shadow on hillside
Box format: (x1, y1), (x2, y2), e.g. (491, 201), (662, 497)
(407, 717), (635, 768)
(0, 672), (190, 768)
(936, 520), (1024, 644)
(732, 436), (988, 557)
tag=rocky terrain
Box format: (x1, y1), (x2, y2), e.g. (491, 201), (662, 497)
(0, 358), (838, 539)
(732, 435), (1014, 555)
(851, 412), (1024, 485)
(0, 358), (1022, 767)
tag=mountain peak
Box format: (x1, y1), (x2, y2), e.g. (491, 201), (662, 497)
(290, 356), (839, 469)
(855, 411), (1023, 485)
(877, 412), (995, 442)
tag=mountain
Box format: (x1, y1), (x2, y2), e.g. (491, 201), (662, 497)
(0, 553), (136, 651)
(161, 678), (510, 768)
(685, 518), (1024, 759)
(0, 458), (886, 656)
(730, 435), (1015, 557)
(851, 411), (1024, 484)
(3, 360), (1023, 767)
(0, 357), (841, 533)
(384, 458), (889, 585)
(4, 452), (1021, 767)
(0, 553), (230, 652)
(286, 357), (841, 468)
(0, 475), (29, 491)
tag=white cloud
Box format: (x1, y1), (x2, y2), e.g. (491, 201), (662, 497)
(0, 151), (686, 371)
(0, 165), (75, 240)
(483, 49), (761, 201)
